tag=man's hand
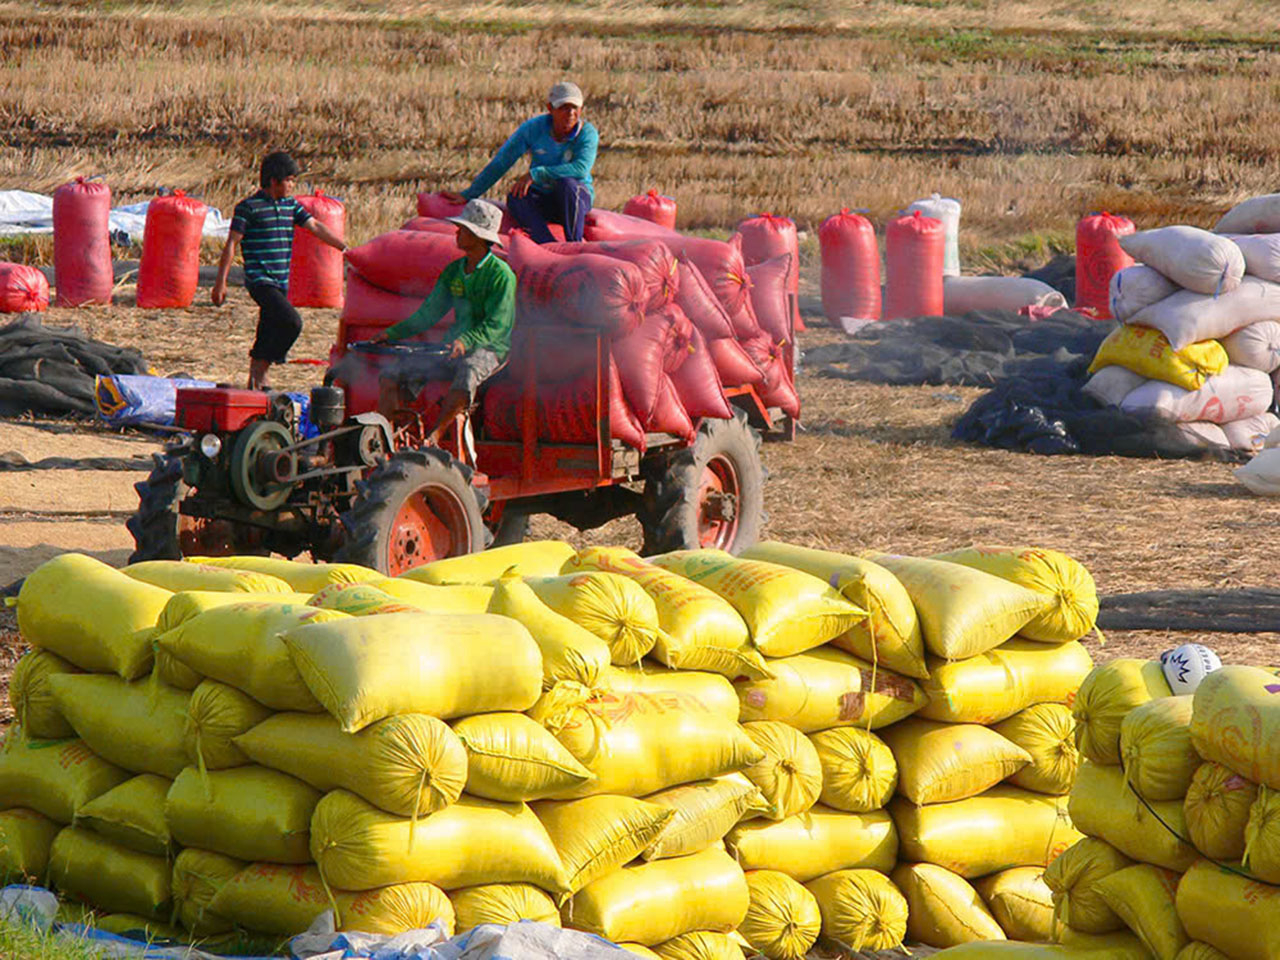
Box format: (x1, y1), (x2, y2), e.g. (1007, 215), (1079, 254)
(211, 280), (227, 306)
(510, 174), (534, 199)
(441, 190), (467, 204)
(449, 339), (466, 359)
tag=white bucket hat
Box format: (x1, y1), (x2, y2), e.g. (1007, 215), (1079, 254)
(447, 199), (504, 245)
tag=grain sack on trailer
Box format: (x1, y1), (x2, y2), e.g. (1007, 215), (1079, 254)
(510, 232), (647, 335)
(544, 239), (679, 311)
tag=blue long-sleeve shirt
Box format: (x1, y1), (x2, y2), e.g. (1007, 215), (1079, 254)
(463, 115), (598, 202)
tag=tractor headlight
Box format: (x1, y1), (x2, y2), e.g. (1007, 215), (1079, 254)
(199, 434), (223, 459)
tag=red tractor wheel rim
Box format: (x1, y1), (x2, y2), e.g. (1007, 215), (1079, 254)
(697, 454), (740, 549)
(387, 486), (472, 576)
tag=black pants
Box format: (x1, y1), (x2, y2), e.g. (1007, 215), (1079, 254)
(247, 282), (302, 363)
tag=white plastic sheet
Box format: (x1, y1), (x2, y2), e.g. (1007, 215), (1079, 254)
(0, 189), (230, 242)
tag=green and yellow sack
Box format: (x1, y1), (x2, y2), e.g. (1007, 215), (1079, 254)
(307, 583), (421, 616)
(1242, 785), (1280, 883)
(0, 736), (129, 824)
(600, 665), (740, 722)
(1120, 694), (1199, 801)
(1184, 761), (1255, 861)
(1073, 658), (1171, 766)
(8, 649), (80, 740)
(0, 807), (60, 883)
(1191, 665), (1280, 790)
(1175, 859), (1280, 960)
(184, 679), (272, 772)
(1069, 761), (1197, 872)
(172, 848), (244, 936)
(1042, 835), (1132, 934)
(369, 577), (493, 612)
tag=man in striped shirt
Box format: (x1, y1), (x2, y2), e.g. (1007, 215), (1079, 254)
(212, 152), (346, 389)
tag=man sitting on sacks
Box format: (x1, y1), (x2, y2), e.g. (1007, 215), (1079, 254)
(372, 199), (514, 446)
(442, 81), (598, 243)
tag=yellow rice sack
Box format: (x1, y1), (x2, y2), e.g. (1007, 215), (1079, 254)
(1175, 944), (1231, 960)
(935, 937), (1151, 958)
(651, 931), (741, 960)
(486, 573), (612, 689)
(282, 611), (542, 732)
(529, 683), (764, 798)
(165, 765), (320, 863)
(993, 704), (1080, 796)
(17, 553), (171, 679)
(122, 560), (292, 595)
(1042, 836), (1132, 934)
(172, 848), (243, 936)
(1095, 864), (1188, 960)
(48, 826), (171, 920)
(8, 649), (80, 740)
(742, 542), (926, 679)
(234, 712), (466, 819)
(620, 945), (662, 958)
(1243, 786), (1280, 883)
(400, 540), (576, 584)
(919, 640), (1094, 725)
(525, 573), (661, 665)
(600, 665), (740, 722)
(1073, 658), (1171, 766)
(891, 786), (1082, 878)
(725, 806), (898, 882)
(741, 721), (823, 820)
(892, 861), (1005, 947)
(450, 712), (594, 802)
(157, 603), (345, 711)
(931, 546), (1099, 644)
(806, 868), (909, 952)
(92, 914), (186, 941)
(570, 547), (769, 680)
(880, 718), (1032, 805)
(641, 775), (768, 860)
(648, 549), (866, 657)
(1184, 761), (1256, 861)
(566, 844), (748, 946)
(209, 862), (456, 937)
(809, 727), (898, 813)
(1190, 665), (1280, 790)
(307, 582), (421, 616)
(0, 808), (60, 882)
(186, 555), (381, 593)
(310, 789), (568, 894)
(1089, 324), (1228, 392)
(533, 795), (674, 893)
(974, 867), (1055, 943)
(864, 551), (1051, 660)
(740, 869), (821, 960)
(49, 674), (188, 779)
(735, 647), (926, 732)
(1068, 761), (1197, 872)
(74, 774), (171, 856)
(369, 577), (493, 612)
(1120, 695), (1199, 801)
(448, 883), (559, 929)
(0, 736), (130, 823)
(184, 680), (272, 771)
(1175, 859), (1280, 960)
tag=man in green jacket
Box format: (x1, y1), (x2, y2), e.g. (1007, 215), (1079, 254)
(373, 199), (515, 445)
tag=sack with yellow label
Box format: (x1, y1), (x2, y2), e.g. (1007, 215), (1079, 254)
(529, 683), (764, 798)
(525, 573), (661, 666)
(400, 540), (576, 584)
(931, 546), (1099, 644)
(1073, 658), (1171, 766)
(369, 577), (493, 612)
(172, 848), (244, 936)
(8, 650), (80, 740)
(451, 712), (593, 802)
(74, 774), (171, 856)
(1089, 324), (1228, 391)
(533, 795), (673, 893)
(310, 789), (568, 894)
(49, 674), (188, 779)
(449, 883), (559, 930)
(0, 808), (60, 882)
(566, 844), (748, 946)
(1120, 695), (1199, 801)
(1095, 863), (1188, 960)
(742, 542), (926, 679)
(282, 611), (542, 732)
(863, 551), (1050, 660)
(234, 712), (467, 819)
(17, 553), (171, 680)
(641, 775), (768, 861)
(569, 547), (770, 680)
(892, 786), (1083, 878)
(186, 555), (381, 594)
(739, 870), (821, 960)
(974, 867), (1055, 943)
(1184, 761), (1256, 861)
(651, 931), (741, 960)
(880, 718), (1032, 805)
(648, 549), (866, 657)
(122, 560), (292, 595)
(600, 666), (740, 722)
(1068, 762), (1197, 872)
(893, 861), (1005, 948)
(1242, 785), (1280, 883)
(993, 704), (1079, 796)
(741, 721), (823, 820)
(0, 736), (130, 823)
(725, 806), (898, 882)
(307, 583), (421, 616)
(208, 862), (456, 937)
(920, 640), (1094, 725)
(184, 680), (272, 772)
(48, 826), (171, 920)
(1175, 859), (1280, 960)
(486, 574), (612, 689)
(165, 765), (320, 863)
(806, 868), (909, 953)
(1042, 836), (1132, 934)
(810, 727), (898, 813)
(736, 647), (926, 732)
(1191, 665), (1280, 790)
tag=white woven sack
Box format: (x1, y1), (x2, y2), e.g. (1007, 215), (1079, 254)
(1083, 365), (1146, 407)
(1176, 421), (1230, 450)
(1120, 365), (1272, 424)
(907, 193), (962, 277)
(1109, 265), (1178, 323)
(1216, 194), (1280, 235)
(1235, 447), (1280, 495)
(1223, 234), (1280, 282)
(1119, 226), (1244, 295)
(1128, 276), (1280, 350)
(1222, 412), (1280, 453)
(941, 275), (1066, 315)
(1222, 320), (1280, 372)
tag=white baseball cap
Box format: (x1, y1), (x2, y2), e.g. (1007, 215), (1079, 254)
(446, 199), (504, 245)
(548, 81), (584, 108)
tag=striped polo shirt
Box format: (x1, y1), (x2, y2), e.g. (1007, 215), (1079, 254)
(229, 190), (312, 288)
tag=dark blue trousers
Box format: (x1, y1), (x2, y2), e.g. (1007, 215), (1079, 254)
(506, 177), (591, 243)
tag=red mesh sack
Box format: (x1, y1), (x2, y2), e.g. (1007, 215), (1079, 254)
(674, 260), (735, 341)
(746, 253), (792, 344)
(288, 190), (345, 308)
(1076, 212), (1136, 318)
(137, 190), (207, 309)
(341, 270), (428, 327)
(509, 232), (646, 335)
(743, 334), (800, 418)
(622, 190), (678, 230)
(707, 335), (764, 387)
(543, 361), (647, 450)
(0, 263), (49, 313)
(819, 209), (881, 324)
(53, 177), (112, 307)
(671, 328), (732, 420)
(545, 239), (679, 312)
(884, 210), (944, 321)
(584, 209), (678, 242)
(482, 378), (521, 440)
(739, 213), (802, 331)
(613, 307), (683, 424)
(344, 231), (462, 298)
(649, 373), (696, 442)
(676, 234), (751, 316)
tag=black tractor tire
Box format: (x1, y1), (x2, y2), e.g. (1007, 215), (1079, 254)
(488, 507), (531, 548)
(639, 410), (766, 556)
(126, 452), (187, 562)
(336, 447), (489, 576)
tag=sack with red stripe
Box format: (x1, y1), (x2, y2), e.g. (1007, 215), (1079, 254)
(545, 239), (679, 312)
(509, 232), (646, 335)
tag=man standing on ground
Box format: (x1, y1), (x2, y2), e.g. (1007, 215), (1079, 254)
(443, 81), (598, 243)
(212, 151), (347, 390)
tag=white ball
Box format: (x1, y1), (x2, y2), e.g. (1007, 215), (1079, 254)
(1159, 644), (1223, 695)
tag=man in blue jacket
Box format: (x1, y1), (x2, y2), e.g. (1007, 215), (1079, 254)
(443, 81), (598, 243)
